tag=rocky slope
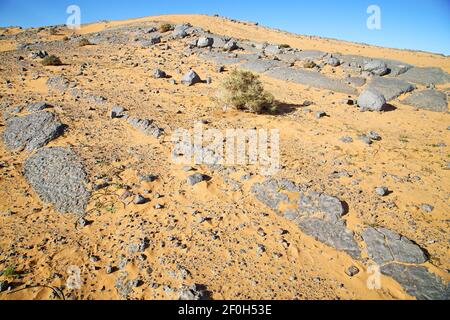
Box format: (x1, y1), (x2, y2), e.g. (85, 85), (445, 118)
(0, 14), (449, 300)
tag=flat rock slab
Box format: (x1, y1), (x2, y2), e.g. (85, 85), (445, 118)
(362, 227), (427, 265)
(298, 218), (361, 259)
(381, 263), (449, 300)
(199, 51), (245, 65)
(240, 60), (289, 73)
(276, 50), (326, 63)
(127, 118), (163, 138)
(337, 54), (412, 76)
(24, 147), (90, 214)
(365, 77), (416, 101)
(265, 67), (357, 95)
(252, 179), (359, 258)
(2, 111), (65, 152)
(402, 90), (448, 112)
(399, 67), (450, 85)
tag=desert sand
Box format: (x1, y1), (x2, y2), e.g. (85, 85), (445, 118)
(0, 14), (448, 300)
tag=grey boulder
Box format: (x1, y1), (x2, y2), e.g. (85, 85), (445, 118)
(181, 70), (202, 86)
(363, 60), (389, 76)
(357, 90), (386, 112)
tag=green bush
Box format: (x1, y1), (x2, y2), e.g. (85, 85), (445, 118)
(42, 55), (63, 66)
(218, 69), (276, 114)
(159, 23), (174, 33)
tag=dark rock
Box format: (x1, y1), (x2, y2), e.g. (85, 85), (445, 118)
(362, 227), (427, 265)
(181, 70), (201, 86)
(366, 77), (416, 101)
(345, 266), (360, 277)
(357, 90), (386, 112)
(3, 111), (65, 152)
(381, 263), (449, 300)
(399, 67), (450, 85)
(402, 90), (448, 112)
(179, 284), (209, 300)
(24, 147), (90, 214)
(187, 173), (209, 186)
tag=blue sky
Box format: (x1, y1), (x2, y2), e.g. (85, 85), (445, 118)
(0, 0), (449, 55)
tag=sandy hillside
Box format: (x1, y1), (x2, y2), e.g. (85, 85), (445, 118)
(0, 14), (449, 300)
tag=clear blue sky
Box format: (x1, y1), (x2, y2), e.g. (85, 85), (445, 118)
(0, 0), (449, 55)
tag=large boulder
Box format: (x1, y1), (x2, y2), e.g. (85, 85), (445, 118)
(2, 111), (65, 152)
(197, 37), (213, 48)
(357, 90), (386, 112)
(24, 147), (90, 214)
(402, 90), (448, 112)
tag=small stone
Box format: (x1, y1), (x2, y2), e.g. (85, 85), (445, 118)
(216, 65), (224, 73)
(375, 187), (389, 196)
(0, 280), (9, 292)
(345, 266), (360, 277)
(340, 136), (353, 143)
(153, 69), (166, 79)
(78, 217), (88, 228)
(187, 173), (209, 186)
(257, 228), (266, 237)
(257, 244), (266, 254)
(205, 76), (212, 84)
(133, 194), (148, 205)
(90, 256), (100, 263)
(367, 131), (381, 141)
(315, 111), (327, 119)
(110, 106), (126, 119)
(154, 204), (164, 210)
(106, 266), (114, 274)
(420, 204), (434, 213)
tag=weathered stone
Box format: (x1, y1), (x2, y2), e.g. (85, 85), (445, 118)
(127, 117), (163, 138)
(179, 284), (209, 300)
(326, 57), (341, 67)
(365, 77), (416, 101)
(265, 67), (357, 95)
(264, 45), (281, 55)
(181, 70), (202, 86)
(110, 106), (126, 119)
(46, 76), (71, 92)
(240, 60), (288, 73)
(197, 37), (214, 48)
(223, 40), (238, 51)
(402, 90), (448, 112)
(357, 90), (386, 112)
(187, 173), (209, 186)
(26, 101), (52, 112)
(153, 69), (167, 79)
(298, 218), (361, 259)
(381, 263), (449, 300)
(399, 67), (450, 85)
(24, 147), (90, 214)
(362, 227), (428, 265)
(3, 112), (65, 152)
(363, 60), (389, 76)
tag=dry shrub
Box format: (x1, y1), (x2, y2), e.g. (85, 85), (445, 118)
(78, 38), (91, 47)
(42, 55), (63, 66)
(159, 23), (174, 33)
(218, 69), (276, 114)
